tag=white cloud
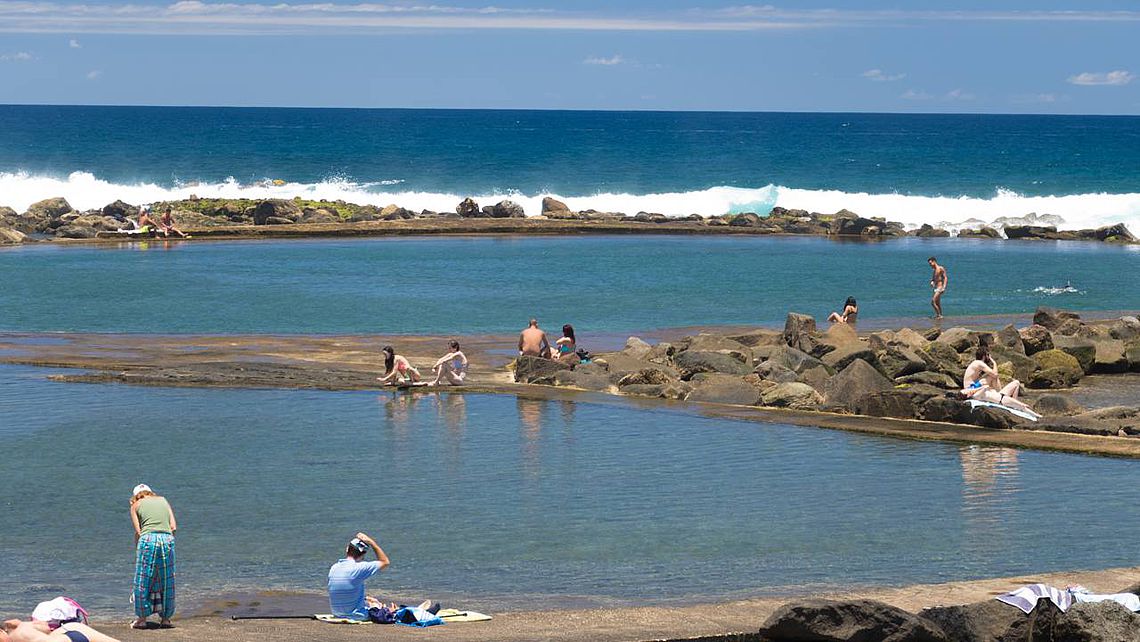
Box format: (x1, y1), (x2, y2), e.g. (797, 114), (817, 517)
(0, 51), (33, 61)
(3, 2), (1136, 35)
(584, 54), (624, 66)
(946, 88), (975, 101)
(69, 38), (80, 47)
(900, 88), (975, 102)
(900, 89), (932, 101)
(1067, 70), (1134, 86)
(862, 68), (905, 82)
(86, 69), (101, 79)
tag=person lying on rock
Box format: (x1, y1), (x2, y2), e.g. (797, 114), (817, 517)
(959, 344), (1039, 417)
(2, 619), (120, 642)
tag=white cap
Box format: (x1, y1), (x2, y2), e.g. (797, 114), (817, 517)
(132, 483), (152, 498)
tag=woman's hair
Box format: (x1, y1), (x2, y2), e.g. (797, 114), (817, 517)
(562, 324), (575, 342)
(975, 344), (992, 362)
(845, 297), (857, 309)
(382, 345), (395, 374)
(448, 340), (460, 351)
(132, 490), (156, 503)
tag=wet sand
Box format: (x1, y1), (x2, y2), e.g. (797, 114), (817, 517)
(89, 566), (1140, 642)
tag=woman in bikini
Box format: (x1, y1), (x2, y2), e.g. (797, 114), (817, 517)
(960, 344), (1038, 416)
(428, 340), (467, 386)
(377, 345), (422, 385)
(827, 297), (858, 325)
(553, 324), (576, 362)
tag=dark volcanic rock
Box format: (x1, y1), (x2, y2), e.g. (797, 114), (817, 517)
(957, 226), (1002, 239)
(1005, 224), (1058, 239)
(1092, 222), (1136, 242)
(915, 223), (951, 238)
(922, 599), (1140, 642)
(783, 313), (818, 354)
(616, 368), (673, 387)
(541, 197), (575, 219)
(853, 389), (920, 419)
(513, 355), (571, 384)
(253, 199), (302, 225)
(1028, 349), (1082, 388)
(895, 371), (958, 389)
(1033, 306), (1080, 331)
(672, 350), (751, 379)
(823, 358), (893, 409)
(1051, 335), (1097, 374)
(1033, 394), (1085, 416)
(686, 374), (761, 405)
(455, 197), (482, 217)
(485, 200), (525, 218)
(759, 382), (824, 409)
(728, 212), (762, 227)
(54, 224), (98, 239)
(760, 599), (949, 642)
(101, 199), (138, 220)
(994, 324), (1025, 354)
(822, 343), (879, 373)
(1018, 324), (1054, 355)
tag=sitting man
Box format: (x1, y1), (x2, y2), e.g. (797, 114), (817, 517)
(327, 532), (390, 621)
(518, 318), (551, 359)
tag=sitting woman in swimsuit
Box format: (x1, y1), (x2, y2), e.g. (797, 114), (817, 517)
(428, 340), (468, 386)
(377, 345), (422, 386)
(960, 344), (1038, 416)
(827, 297), (858, 325)
(2, 619), (120, 642)
(553, 324), (577, 362)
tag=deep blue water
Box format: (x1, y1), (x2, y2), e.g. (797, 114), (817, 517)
(1, 364), (1137, 615)
(3, 106), (1139, 196)
(0, 236), (1137, 335)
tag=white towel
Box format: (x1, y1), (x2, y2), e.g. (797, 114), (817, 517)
(1069, 586), (1140, 612)
(995, 583), (1072, 614)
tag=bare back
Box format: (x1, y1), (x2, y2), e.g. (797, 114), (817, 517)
(519, 327), (549, 356)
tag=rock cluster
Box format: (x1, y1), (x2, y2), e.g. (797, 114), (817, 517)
(757, 592), (1140, 642)
(533, 307), (1140, 436)
(2, 196), (1135, 245)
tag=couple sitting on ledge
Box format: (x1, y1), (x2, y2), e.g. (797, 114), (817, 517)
(519, 319), (577, 361)
(957, 344), (1042, 419)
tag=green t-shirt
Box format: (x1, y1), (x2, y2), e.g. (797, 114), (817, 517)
(136, 496), (173, 535)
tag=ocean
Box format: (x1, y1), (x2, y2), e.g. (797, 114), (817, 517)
(2, 106), (1139, 232)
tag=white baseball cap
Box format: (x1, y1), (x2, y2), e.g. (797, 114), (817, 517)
(132, 483), (152, 498)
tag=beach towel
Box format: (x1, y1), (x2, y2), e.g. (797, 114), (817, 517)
(1068, 586), (1140, 612)
(968, 399), (1040, 422)
(315, 614), (374, 624)
(394, 606), (444, 627)
(996, 584), (1072, 614)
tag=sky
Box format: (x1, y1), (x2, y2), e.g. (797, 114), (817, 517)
(0, 0), (1137, 113)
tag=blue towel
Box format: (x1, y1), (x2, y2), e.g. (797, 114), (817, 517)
(393, 606), (444, 627)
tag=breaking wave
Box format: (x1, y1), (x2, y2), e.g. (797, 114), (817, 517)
(2, 171), (1139, 233)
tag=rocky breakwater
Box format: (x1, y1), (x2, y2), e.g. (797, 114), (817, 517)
(1, 195), (1135, 245)
(756, 583), (1140, 642)
(521, 307), (1140, 438)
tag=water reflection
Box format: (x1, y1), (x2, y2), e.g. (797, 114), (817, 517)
(959, 445), (1021, 547)
(517, 398), (547, 477)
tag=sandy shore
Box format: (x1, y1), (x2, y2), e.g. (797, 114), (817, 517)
(83, 566), (1140, 642)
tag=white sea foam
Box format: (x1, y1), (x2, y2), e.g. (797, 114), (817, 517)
(2, 171), (1139, 234)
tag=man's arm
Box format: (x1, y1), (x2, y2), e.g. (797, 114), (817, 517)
(518, 332), (525, 354)
(356, 532), (390, 570)
(942, 268), (949, 289)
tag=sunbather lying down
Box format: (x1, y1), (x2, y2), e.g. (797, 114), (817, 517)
(2, 619), (120, 642)
(958, 344), (1041, 419)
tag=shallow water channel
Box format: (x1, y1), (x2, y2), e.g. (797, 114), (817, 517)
(1, 365), (1137, 615)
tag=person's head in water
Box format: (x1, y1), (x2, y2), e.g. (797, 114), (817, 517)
(844, 297), (857, 310)
(448, 340), (460, 352)
(528, 318), (538, 328)
(346, 537), (370, 560)
(382, 345), (395, 374)
(562, 324), (575, 342)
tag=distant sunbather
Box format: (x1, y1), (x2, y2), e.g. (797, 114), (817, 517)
(157, 207), (189, 239)
(553, 324), (576, 361)
(960, 344), (1038, 416)
(2, 619), (120, 642)
(518, 318), (551, 359)
(429, 340), (467, 385)
(377, 345), (422, 385)
(137, 206), (161, 236)
(827, 297), (858, 325)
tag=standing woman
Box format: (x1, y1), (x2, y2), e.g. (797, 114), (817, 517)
(129, 484), (177, 629)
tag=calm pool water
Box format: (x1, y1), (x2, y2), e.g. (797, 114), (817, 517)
(0, 236), (1137, 334)
(1, 365), (1136, 616)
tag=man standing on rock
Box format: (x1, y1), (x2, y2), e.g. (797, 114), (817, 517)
(519, 318), (552, 359)
(929, 256), (948, 319)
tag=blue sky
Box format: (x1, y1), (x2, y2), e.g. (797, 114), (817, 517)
(0, 1), (1137, 113)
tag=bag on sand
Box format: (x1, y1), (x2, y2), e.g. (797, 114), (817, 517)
(32, 597), (89, 628)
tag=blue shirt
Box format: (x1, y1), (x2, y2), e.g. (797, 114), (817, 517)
(327, 558), (383, 620)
